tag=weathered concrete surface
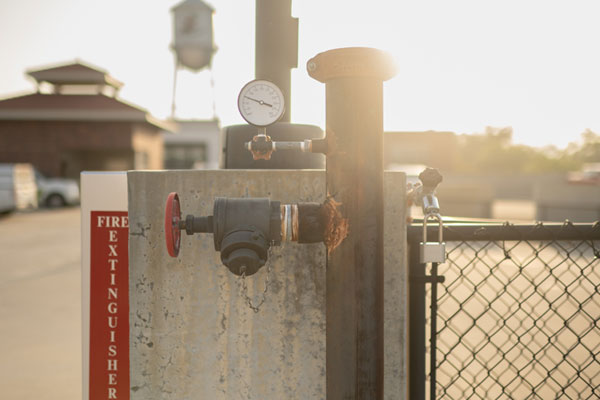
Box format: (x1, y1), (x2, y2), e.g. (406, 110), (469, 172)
(382, 171), (408, 399)
(128, 170), (406, 399)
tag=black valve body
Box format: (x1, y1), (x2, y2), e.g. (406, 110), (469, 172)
(183, 198), (325, 275)
(212, 197), (281, 276)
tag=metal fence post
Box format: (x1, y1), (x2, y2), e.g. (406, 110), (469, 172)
(409, 237), (426, 400)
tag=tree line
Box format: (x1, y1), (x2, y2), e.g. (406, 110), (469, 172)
(454, 127), (600, 173)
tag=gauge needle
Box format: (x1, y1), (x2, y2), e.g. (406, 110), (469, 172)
(245, 96), (273, 107)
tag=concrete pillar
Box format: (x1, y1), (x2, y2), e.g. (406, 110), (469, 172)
(128, 169), (406, 399)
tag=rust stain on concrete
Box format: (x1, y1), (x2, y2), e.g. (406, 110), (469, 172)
(321, 195), (349, 254)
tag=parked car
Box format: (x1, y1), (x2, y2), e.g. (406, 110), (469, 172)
(567, 163), (600, 185)
(34, 169), (80, 207)
(0, 163), (38, 213)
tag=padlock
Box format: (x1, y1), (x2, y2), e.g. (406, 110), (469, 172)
(420, 213), (446, 263)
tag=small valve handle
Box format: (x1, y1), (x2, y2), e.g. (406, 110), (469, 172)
(246, 134), (275, 160)
(165, 192), (182, 257)
(419, 167), (443, 192)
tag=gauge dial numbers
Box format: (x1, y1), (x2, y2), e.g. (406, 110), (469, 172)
(237, 80), (285, 127)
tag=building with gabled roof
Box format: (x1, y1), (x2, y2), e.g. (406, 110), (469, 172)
(27, 60), (124, 91)
(0, 60), (175, 180)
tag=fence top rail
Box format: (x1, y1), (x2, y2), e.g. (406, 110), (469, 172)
(407, 220), (600, 242)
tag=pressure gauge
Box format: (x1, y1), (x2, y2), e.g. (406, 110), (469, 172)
(238, 80), (285, 127)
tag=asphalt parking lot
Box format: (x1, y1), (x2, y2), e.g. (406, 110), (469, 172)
(0, 207), (81, 400)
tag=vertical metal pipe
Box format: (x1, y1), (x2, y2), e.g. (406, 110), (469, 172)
(307, 47), (396, 399)
(430, 262), (438, 400)
(255, 0), (298, 122)
(409, 239), (426, 400)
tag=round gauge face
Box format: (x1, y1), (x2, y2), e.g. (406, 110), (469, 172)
(237, 80), (285, 127)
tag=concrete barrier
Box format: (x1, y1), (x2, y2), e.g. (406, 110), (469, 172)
(442, 173), (565, 200)
(534, 182), (600, 222)
(436, 183), (494, 219)
(127, 170), (407, 399)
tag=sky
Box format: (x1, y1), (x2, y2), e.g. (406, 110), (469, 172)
(0, 0), (599, 148)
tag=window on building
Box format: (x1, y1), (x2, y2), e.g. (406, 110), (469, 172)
(164, 144), (207, 169)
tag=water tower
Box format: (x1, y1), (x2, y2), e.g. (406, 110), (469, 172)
(170, 0), (217, 117)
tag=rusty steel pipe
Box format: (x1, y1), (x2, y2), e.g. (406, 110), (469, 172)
(308, 47), (396, 399)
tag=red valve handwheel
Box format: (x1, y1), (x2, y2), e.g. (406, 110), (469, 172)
(165, 192), (182, 257)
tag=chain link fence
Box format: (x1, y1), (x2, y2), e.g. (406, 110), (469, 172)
(410, 222), (600, 400)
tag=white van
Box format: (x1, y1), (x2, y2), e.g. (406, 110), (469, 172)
(0, 163), (38, 213)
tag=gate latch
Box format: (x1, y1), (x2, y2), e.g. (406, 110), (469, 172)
(420, 213), (446, 264)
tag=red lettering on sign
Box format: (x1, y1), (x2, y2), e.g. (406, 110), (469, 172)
(90, 211), (129, 400)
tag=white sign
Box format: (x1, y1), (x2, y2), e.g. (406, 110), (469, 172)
(81, 172), (129, 400)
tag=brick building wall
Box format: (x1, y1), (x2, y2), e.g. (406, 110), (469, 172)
(0, 120), (162, 179)
(132, 123), (164, 170)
